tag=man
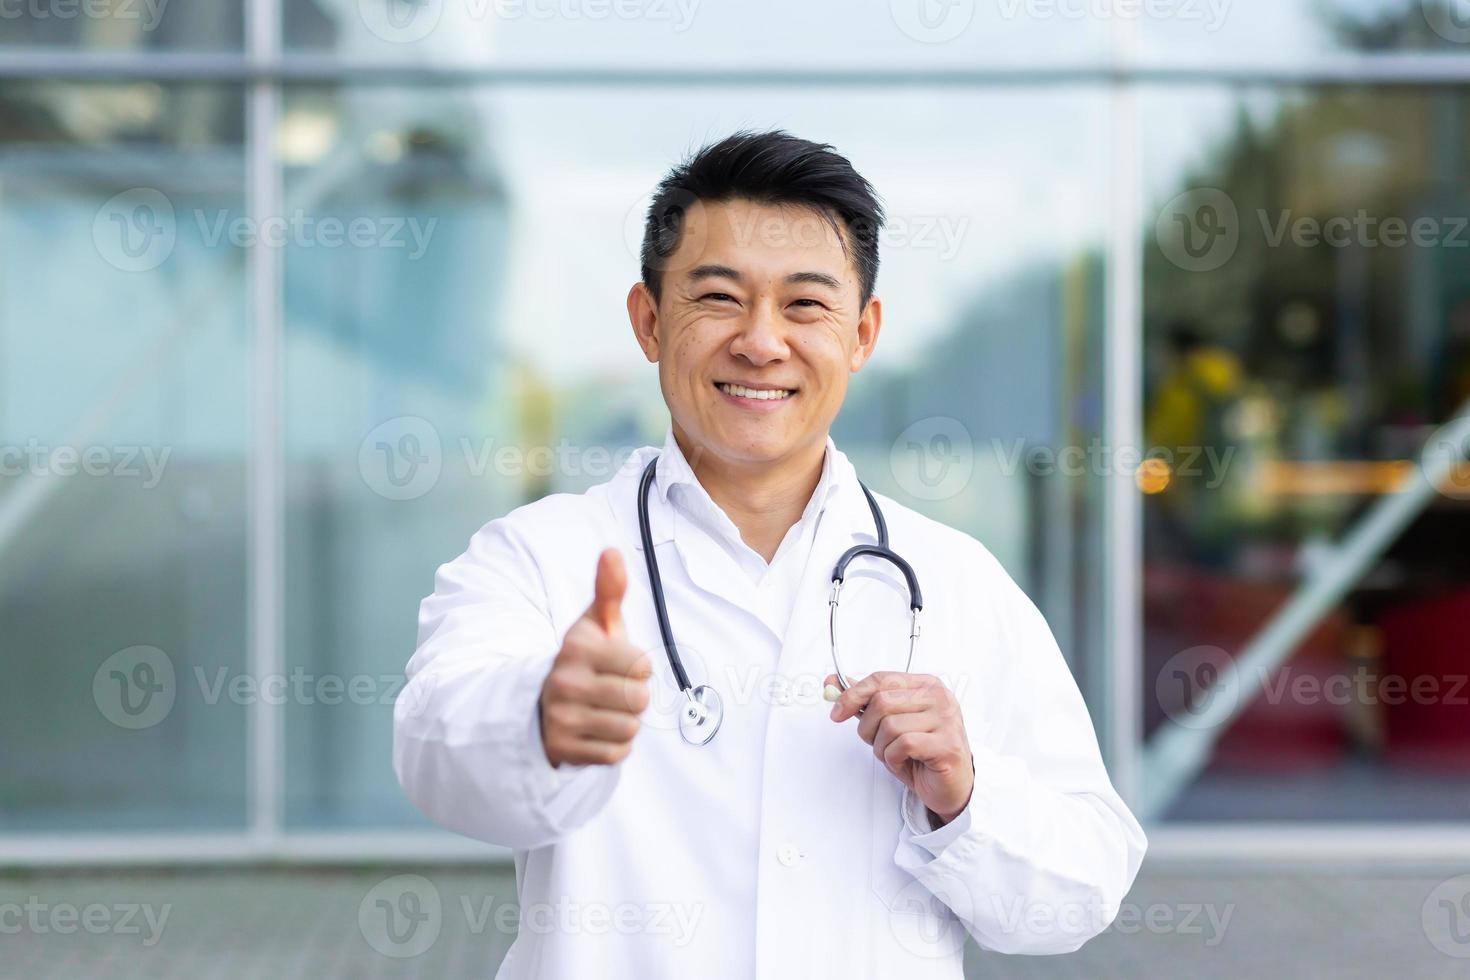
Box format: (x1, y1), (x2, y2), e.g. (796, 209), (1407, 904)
(395, 130), (1145, 978)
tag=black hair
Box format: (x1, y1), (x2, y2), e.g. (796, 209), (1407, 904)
(639, 129), (885, 306)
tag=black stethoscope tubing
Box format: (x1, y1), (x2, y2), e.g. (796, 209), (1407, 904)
(636, 455), (923, 742)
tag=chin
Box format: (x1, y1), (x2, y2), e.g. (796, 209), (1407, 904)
(713, 430), (800, 465)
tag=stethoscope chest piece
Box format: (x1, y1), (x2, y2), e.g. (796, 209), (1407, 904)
(678, 684), (723, 745)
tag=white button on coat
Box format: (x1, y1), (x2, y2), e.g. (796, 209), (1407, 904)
(395, 433), (1147, 979)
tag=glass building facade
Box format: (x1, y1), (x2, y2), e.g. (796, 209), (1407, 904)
(3, 0), (1469, 859)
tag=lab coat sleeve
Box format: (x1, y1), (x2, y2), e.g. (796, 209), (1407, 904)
(891, 545), (1147, 955)
(394, 517), (621, 850)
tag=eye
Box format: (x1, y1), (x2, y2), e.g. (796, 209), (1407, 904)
(700, 292), (737, 303)
(789, 298), (826, 310)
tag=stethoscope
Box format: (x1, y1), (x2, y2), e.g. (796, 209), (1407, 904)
(636, 456), (924, 745)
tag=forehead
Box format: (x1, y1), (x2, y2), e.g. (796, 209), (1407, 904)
(672, 198), (853, 276)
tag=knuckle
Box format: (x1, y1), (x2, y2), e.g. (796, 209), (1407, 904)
(625, 680), (651, 713)
(563, 620), (594, 649)
(544, 670), (582, 703)
(544, 702), (578, 731)
(596, 742), (631, 765)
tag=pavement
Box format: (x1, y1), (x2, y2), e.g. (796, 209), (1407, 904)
(1, 863), (1466, 978)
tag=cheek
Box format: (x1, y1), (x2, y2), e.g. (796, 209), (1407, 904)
(793, 334), (853, 383)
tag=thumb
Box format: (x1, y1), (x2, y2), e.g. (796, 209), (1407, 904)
(587, 548), (627, 636)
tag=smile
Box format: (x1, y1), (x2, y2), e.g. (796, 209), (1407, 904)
(715, 382), (795, 401)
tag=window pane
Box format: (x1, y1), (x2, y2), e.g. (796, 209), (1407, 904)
(1141, 84), (1470, 821)
(0, 1), (242, 51)
(0, 82), (249, 831)
(280, 84), (1111, 827)
(285, 0), (1109, 64)
(1138, 0), (1470, 59)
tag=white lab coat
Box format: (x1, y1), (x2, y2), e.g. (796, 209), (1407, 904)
(395, 436), (1146, 979)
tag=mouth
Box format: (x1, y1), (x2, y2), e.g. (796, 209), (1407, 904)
(714, 381), (797, 402)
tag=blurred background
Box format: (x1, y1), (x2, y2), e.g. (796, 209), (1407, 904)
(3, 0), (1470, 976)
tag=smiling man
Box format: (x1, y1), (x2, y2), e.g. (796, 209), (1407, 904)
(395, 130), (1145, 978)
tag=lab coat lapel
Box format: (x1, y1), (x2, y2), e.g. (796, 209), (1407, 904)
(622, 449), (762, 628)
(670, 507), (761, 617)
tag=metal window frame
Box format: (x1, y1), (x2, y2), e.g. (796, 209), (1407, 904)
(4, 1), (1470, 867)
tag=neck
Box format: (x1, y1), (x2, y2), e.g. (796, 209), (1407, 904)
(673, 427), (827, 563)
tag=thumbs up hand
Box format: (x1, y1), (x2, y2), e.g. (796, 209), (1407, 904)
(539, 549), (653, 768)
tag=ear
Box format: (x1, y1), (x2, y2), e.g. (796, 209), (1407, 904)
(627, 281), (660, 363)
(849, 294), (882, 373)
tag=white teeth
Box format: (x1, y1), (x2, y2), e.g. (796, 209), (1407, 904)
(718, 383), (793, 401)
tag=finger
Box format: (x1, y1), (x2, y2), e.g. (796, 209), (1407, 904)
(857, 692), (939, 746)
(583, 672), (653, 714)
(555, 704), (642, 743)
(586, 640), (652, 681)
(830, 671), (933, 722)
(544, 664), (650, 714)
(881, 730), (945, 774)
(551, 735), (636, 767)
(587, 548), (627, 637)
(869, 709), (938, 761)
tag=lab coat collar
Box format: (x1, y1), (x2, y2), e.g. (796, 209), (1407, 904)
(624, 431), (872, 554)
(655, 428), (841, 541)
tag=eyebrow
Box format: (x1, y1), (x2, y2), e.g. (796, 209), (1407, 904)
(686, 265), (842, 292)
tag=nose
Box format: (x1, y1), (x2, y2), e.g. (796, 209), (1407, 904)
(728, 302), (790, 366)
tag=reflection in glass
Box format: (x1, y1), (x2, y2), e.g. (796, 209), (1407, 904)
(287, 0), (1108, 65)
(0, 0), (242, 51)
(1139, 0), (1470, 58)
(0, 82), (248, 830)
(1142, 85), (1470, 821)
